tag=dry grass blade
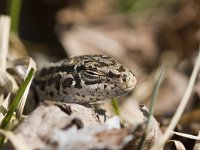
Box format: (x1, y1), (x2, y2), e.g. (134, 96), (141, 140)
(0, 129), (30, 150)
(0, 71), (13, 98)
(0, 15), (10, 71)
(0, 94), (10, 122)
(0, 15), (12, 94)
(151, 47), (200, 150)
(172, 131), (200, 141)
(138, 65), (165, 150)
(193, 131), (200, 150)
(163, 140), (186, 150)
(0, 15), (12, 120)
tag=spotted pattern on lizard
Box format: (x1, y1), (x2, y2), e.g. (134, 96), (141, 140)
(34, 55), (137, 103)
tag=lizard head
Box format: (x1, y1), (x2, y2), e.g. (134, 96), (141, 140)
(67, 55), (137, 102)
(35, 55), (137, 103)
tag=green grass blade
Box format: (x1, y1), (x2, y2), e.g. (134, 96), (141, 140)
(138, 65), (165, 150)
(0, 68), (35, 146)
(111, 98), (120, 116)
(7, 0), (22, 34)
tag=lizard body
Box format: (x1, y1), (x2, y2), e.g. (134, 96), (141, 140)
(35, 55), (137, 103)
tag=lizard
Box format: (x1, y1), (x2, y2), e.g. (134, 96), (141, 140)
(34, 55), (137, 103)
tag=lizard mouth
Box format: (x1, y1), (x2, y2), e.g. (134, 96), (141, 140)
(124, 86), (135, 92)
(123, 76), (137, 92)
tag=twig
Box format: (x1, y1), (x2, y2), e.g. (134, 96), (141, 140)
(151, 47), (200, 149)
(172, 131), (200, 140)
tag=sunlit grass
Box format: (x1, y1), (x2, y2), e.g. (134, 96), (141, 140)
(111, 98), (120, 116)
(0, 68), (35, 147)
(7, 0), (22, 34)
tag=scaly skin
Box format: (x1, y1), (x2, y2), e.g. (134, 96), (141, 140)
(35, 55), (137, 103)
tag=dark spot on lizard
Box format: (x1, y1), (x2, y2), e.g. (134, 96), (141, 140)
(111, 60), (116, 65)
(107, 71), (115, 78)
(130, 71), (135, 76)
(63, 91), (68, 95)
(74, 75), (82, 89)
(39, 68), (48, 77)
(115, 74), (120, 78)
(119, 66), (126, 72)
(106, 79), (110, 82)
(59, 65), (75, 73)
(104, 85), (107, 89)
(82, 95), (85, 98)
(76, 65), (86, 72)
(76, 93), (80, 96)
(93, 67), (98, 70)
(84, 80), (101, 85)
(100, 61), (109, 66)
(47, 77), (54, 85)
(37, 80), (46, 91)
(47, 67), (56, 75)
(55, 74), (62, 91)
(74, 84), (82, 89)
(62, 78), (73, 89)
(122, 74), (128, 82)
(49, 91), (54, 97)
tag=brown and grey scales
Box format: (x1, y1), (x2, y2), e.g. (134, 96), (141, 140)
(34, 55), (137, 103)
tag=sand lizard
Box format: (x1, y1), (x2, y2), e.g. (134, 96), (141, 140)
(34, 55), (137, 103)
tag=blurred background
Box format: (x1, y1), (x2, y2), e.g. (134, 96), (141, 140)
(0, 0), (199, 61)
(0, 0), (200, 148)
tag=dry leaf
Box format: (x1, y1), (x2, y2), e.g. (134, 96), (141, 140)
(163, 140), (186, 150)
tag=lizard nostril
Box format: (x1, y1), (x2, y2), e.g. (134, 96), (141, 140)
(122, 74), (129, 82)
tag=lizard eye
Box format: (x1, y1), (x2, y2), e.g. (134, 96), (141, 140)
(81, 70), (103, 83)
